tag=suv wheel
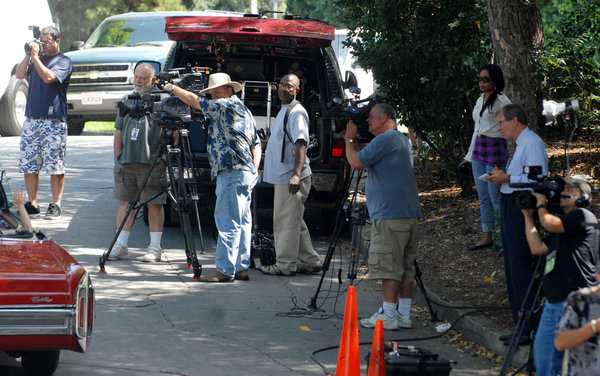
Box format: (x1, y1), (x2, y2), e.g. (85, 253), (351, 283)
(0, 75), (28, 136)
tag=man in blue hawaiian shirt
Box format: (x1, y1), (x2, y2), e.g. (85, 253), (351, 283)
(165, 73), (261, 282)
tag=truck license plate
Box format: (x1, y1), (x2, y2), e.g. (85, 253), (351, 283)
(81, 92), (103, 105)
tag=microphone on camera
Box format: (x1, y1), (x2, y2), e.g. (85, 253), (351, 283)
(560, 194), (579, 200)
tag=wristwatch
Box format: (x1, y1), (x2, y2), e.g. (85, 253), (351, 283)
(347, 139), (354, 143)
(168, 84), (176, 92)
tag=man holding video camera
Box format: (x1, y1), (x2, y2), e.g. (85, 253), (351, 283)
(17, 26), (72, 220)
(488, 103), (548, 343)
(110, 63), (167, 263)
(521, 178), (598, 375)
(344, 103), (422, 330)
(164, 73), (261, 282)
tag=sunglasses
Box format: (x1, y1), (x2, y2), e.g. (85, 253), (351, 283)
(476, 76), (492, 83)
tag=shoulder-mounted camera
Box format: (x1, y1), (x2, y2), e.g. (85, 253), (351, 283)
(510, 166), (564, 212)
(325, 95), (388, 143)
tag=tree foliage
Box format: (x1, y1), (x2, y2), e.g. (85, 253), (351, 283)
(335, 0), (491, 165)
(286, 0), (341, 25)
(538, 0), (600, 133)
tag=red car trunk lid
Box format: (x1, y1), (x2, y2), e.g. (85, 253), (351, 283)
(0, 240), (80, 306)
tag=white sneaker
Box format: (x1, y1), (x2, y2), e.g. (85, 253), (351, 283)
(142, 245), (162, 262)
(396, 313), (413, 329)
(108, 243), (129, 261)
(360, 307), (401, 330)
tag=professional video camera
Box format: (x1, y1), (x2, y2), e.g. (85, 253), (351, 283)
(510, 166), (565, 212)
(117, 93), (160, 119)
(542, 99), (580, 126)
(155, 65), (211, 94)
(116, 65), (212, 134)
(24, 26), (44, 56)
(325, 95), (388, 142)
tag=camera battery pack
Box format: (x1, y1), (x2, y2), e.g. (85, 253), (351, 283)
(366, 346), (452, 376)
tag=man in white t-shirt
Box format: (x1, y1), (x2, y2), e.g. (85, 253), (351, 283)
(261, 74), (322, 276)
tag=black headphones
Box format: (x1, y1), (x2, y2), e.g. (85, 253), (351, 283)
(576, 191), (590, 208)
(561, 191), (590, 207)
(562, 179), (594, 208)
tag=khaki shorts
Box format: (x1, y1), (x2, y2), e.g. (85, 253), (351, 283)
(113, 161), (167, 205)
(368, 217), (419, 282)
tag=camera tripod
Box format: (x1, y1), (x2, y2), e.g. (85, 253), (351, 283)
(309, 168), (364, 310)
(499, 231), (559, 376)
(499, 256), (543, 376)
(99, 127), (204, 279)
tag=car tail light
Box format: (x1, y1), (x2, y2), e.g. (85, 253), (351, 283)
(88, 284), (95, 337)
(331, 139), (345, 158)
(75, 273), (94, 351)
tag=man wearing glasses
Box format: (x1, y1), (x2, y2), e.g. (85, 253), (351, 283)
(16, 26), (72, 220)
(260, 74), (322, 276)
(488, 104), (548, 345)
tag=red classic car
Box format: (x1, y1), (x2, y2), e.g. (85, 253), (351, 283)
(0, 171), (95, 375)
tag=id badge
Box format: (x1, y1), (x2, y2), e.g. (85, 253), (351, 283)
(544, 250), (556, 275)
(131, 127), (139, 141)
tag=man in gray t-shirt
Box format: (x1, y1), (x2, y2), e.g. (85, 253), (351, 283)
(345, 103), (422, 330)
(110, 63), (167, 263)
(261, 74), (322, 276)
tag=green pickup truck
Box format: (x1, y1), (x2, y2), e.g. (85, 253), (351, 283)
(64, 10), (238, 135)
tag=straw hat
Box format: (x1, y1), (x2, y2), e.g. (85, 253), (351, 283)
(200, 72), (242, 93)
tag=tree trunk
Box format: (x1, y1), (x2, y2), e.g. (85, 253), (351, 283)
(487, 0), (544, 131)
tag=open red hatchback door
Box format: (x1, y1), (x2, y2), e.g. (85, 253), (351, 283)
(165, 15), (335, 47)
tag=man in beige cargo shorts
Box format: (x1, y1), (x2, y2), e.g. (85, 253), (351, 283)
(344, 103), (422, 330)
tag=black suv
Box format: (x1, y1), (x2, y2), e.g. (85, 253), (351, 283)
(157, 14), (356, 219)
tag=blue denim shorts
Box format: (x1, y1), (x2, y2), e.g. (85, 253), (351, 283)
(19, 117), (67, 174)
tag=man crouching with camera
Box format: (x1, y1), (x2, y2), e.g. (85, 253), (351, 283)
(522, 178), (598, 376)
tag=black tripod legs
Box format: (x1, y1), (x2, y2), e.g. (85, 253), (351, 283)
(100, 146), (166, 273)
(99, 139), (203, 280)
(164, 144), (202, 279)
(414, 260), (440, 322)
(499, 256), (544, 376)
(99, 199), (142, 273)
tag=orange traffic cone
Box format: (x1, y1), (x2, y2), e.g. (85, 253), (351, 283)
(367, 319), (385, 376)
(335, 286), (360, 376)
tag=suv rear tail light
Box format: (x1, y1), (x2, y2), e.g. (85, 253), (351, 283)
(331, 139), (345, 158)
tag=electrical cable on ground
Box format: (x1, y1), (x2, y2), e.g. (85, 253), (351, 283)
(310, 305), (509, 375)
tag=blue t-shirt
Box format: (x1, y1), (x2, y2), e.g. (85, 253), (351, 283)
(357, 130), (422, 220)
(25, 53), (72, 121)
